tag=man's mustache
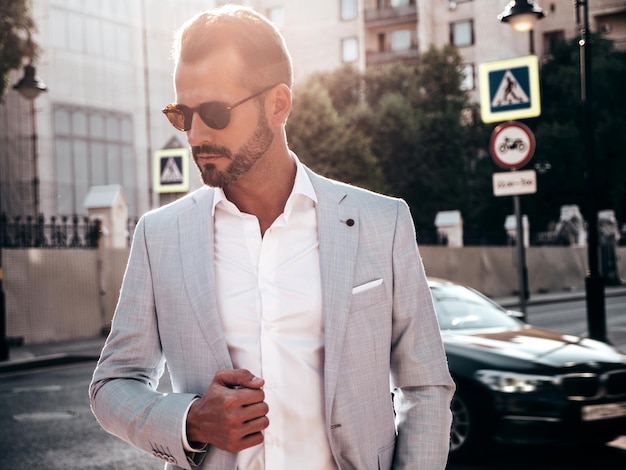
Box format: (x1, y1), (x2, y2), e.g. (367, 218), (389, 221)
(192, 144), (232, 159)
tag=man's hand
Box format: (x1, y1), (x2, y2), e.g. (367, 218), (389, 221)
(186, 369), (269, 453)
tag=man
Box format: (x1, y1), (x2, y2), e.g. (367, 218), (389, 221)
(90, 5), (454, 469)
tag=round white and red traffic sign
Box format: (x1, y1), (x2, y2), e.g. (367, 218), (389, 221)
(489, 121), (535, 170)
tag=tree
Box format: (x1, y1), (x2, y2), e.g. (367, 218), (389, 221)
(0, 0), (39, 99)
(358, 45), (492, 232)
(287, 45), (494, 235)
(287, 37), (626, 243)
(286, 80), (387, 193)
(529, 35), (626, 231)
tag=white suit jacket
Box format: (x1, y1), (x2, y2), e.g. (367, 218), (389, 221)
(90, 167), (455, 470)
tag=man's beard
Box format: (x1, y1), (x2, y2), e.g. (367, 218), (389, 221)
(191, 112), (274, 188)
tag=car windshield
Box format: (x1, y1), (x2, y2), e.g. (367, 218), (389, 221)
(430, 283), (522, 331)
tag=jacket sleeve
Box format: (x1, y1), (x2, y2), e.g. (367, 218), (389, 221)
(89, 216), (203, 469)
(390, 200), (456, 469)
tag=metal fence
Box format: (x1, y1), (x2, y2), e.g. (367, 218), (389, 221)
(1, 214), (622, 249)
(0, 214), (101, 249)
(416, 227), (626, 247)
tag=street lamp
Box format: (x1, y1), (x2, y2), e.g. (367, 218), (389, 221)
(499, 1), (608, 343)
(13, 63), (47, 99)
(0, 30), (47, 361)
(13, 60), (47, 219)
(498, 0), (545, 54)
(498, 0), (545, 32)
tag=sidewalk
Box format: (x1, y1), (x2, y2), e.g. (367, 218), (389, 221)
(0, 336), (105, 374)
(495, 284), (626, 309)
(1, 285), (626, 375)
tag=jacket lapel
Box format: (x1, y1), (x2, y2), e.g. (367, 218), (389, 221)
(178, 188), (232, 370)
(307, 170), (360, 417)
(176, 173), (360, 396)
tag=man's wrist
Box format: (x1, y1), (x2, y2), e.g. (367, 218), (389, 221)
(182, 397), (208, 453)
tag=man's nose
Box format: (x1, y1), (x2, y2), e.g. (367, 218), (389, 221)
(186, 112), (215, 146)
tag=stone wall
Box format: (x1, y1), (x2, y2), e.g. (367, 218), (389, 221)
(4, 246), (625, 344)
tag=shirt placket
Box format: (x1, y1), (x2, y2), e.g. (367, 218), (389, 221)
(257, 222), (285, 469)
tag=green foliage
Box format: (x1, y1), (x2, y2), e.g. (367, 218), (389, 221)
(307, 64), (363, 113)
(286, 80), (387, 193)
(363, 62), (415, 108)
(0, 0), (39, 99)
(532, 34), (626, 229)
(413, 45), (469, 115)
(287, 44), (491, 232)
(287, 37), (626, 239)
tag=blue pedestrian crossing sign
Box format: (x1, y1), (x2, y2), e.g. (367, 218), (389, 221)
(479, 55), (541, 123)
(153, 148), (190, 193)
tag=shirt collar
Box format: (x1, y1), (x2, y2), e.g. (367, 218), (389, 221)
(211, 153), (317, 217)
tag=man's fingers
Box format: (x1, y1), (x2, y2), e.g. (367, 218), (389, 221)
(229, 415), (270, 453)
(216, 369), (264, 390)
(214, 413), (270, 453)
(185, 369), (269, 451)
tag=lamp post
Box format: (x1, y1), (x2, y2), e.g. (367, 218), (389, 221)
(13, 61), (47, 218)
(0, 32), (47, 361)
(575, 0), (607, 343)
(499, 1), (608, 343)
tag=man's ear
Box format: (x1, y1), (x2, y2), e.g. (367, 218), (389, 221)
(267, 84), (292, 126)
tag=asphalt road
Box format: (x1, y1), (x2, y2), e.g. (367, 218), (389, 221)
(524, 295), (626, 350)
(2, 360), (625, 470)
(1, 296), (625, 469)
(0, 362), (169, 469)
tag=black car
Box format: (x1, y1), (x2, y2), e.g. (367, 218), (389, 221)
(428, 278), (626, 460)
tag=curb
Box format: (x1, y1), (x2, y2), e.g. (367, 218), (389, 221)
(497, 286), (626, 309)
(0, 353), (100, 375)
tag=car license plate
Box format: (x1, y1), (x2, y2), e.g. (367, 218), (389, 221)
(582, 402), (626, 421)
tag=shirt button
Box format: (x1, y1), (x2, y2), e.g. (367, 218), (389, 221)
(266, 433), (279, 446)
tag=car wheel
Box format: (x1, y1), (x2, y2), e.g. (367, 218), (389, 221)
(449, 388), (491, 461)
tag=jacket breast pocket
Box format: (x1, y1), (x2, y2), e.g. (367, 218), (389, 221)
(349, 280), (386, 313)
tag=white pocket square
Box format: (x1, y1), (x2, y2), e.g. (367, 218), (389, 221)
(352, 278), (383, 294)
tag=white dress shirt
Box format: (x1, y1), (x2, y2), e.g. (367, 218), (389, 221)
(211, 157), (337, 469)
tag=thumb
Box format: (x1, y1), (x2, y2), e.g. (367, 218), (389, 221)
(217, 368), (264, 389)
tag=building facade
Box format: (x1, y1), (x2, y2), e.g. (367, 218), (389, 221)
(1, 0), (624, 221)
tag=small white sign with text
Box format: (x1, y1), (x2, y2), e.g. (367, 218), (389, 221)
(492, 170), (537, 197)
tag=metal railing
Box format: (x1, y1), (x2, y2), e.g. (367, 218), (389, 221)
(0, 214), (101, 249)
(364, 3), (417, 24)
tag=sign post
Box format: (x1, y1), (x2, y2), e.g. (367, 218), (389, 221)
(490, 121), (537, 319)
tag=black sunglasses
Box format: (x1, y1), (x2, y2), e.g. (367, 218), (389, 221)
(162, 85), (276, 131)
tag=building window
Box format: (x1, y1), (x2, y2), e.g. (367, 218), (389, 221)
(543, 30), (565, 56)
(342, 37), (359, 62)
(341, 0), (357, 20)
(460, 64), (474, 90)
(267, 6), (285, 29)
(53, 105), (136, 217)
(50, 6), (131, 62)
(391, 29), (411, 51)
(450, 20), (474, 47)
